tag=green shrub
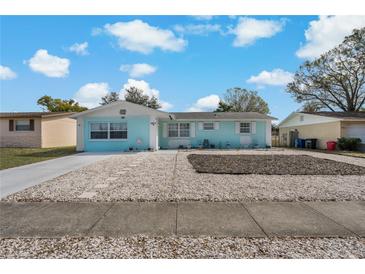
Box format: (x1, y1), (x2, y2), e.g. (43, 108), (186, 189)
(337, 137), (362, 151)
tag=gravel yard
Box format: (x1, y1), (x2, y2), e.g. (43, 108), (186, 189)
(187, 154), (365, 175)
(3, 149), (365, 202)
(1, 236), (364, 259)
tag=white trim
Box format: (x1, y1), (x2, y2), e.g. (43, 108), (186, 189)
(235, 122), (240, 134)
(239, 122), (251, 134)
(88, 139), (128, 142)
(278, 112), (341, 127)
(89, 121), (128, 141)
(266, 120), (272, 147)
(76, 117), (84, 151)
(166, 122), (191, 138)
(166, 137), (191, 139)
(149, 116), (158, 150)
(214, 122), (219, 130)
(190, 122), (196, 138)
(251, 121), (256, 134)
(202, 122), (215, 131)
(162, 123), (168, 138)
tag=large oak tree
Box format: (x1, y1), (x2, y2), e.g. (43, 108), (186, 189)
(124, 86), (161, 109)
(100, 92), (120, 105)
(215, 87), (270, 114)
(287, 28), (365, 112)
(37, 95), (88, 112)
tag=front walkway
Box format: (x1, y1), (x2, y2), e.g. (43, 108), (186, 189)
(0, 152), (117, 198)
(1, 201), (364, 238)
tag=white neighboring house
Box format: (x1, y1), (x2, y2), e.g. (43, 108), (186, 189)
(278, 112), (365, 151)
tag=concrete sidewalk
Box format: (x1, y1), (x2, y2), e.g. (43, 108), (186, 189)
(0, 152), (117, 198)
(1, 201), (364, 238)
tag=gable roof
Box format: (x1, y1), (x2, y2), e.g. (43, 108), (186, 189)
(300, 111), (365, 120)
(0, 112), (75, 118)
(171, 112), (277, 120)
(279, 111), (365, 127)
(70, 100), (171, 119)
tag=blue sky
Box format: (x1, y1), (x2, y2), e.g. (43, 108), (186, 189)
(1, 15), (365, 121)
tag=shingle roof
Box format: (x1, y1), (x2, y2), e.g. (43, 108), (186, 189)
(300, 111), (365, 120)
(171, 112), (277, 120)
(0, 112), (75, 118)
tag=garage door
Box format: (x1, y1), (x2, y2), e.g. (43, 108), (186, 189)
(343, 125), (365, 143)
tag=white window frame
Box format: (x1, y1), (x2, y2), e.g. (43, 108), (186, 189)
(179, 123), (190, 137)
(15, 120), (31, 131)
(240, 122), (251, 134)
(168, 123), (179, 138)
(89, 122), (128, 141)
(110, 122), (128, 140)
(167, 122), (190, 138)
(203, 122), (214, 131)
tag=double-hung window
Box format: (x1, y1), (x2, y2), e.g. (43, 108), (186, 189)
(168, 123), (179, 137)
(203, 122), (214, 130)
(110, 122), (127, 139)
(167, 123), (190, 137)
(179, 123), (190, 137)
(90, 123), (108, 139)
(240, 122), (251, 134)
(15, 120), (31, 131)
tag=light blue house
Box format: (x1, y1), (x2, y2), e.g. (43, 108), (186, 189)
(71, 101), (276, 152)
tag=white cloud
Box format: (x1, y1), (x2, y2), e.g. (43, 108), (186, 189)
(120, 79), (173, 110)
(230, 17), (285, 47)
(187, 94), (220, 112)
(73, 79), (173, 110)
(160, 101), (173, 111)
(120, 63), (157, 78)
(192, 16), (214, 21)
(27, 49), (70, 78)
(120, 79), (159, 98)
(69, 42), (89, 55)
(296, 16), (365, 59)
(0, 65), (17, 80)
(74, 82), (110, 108)
(247, 69), (294, 87)
(91, 27), (102, 36)
(174, 24), (222, 35)
(104, 20), (187, 54)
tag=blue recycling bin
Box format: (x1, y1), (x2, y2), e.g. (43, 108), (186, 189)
(295, 138), (306, 148)
(299, 139), (306, 148)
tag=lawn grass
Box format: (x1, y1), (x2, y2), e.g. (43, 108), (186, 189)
(0, 146), (78, 170)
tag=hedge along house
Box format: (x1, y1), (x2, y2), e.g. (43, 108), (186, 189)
(71, 100), (276, 152)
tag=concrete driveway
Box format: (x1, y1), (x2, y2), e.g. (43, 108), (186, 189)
(0, 152), (117, 198)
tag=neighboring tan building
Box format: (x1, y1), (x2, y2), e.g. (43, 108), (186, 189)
(278, 112), (365, 151)
(0, 112), (76, 148)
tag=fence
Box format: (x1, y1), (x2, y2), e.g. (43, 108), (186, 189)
(272, 135), (284, 147)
